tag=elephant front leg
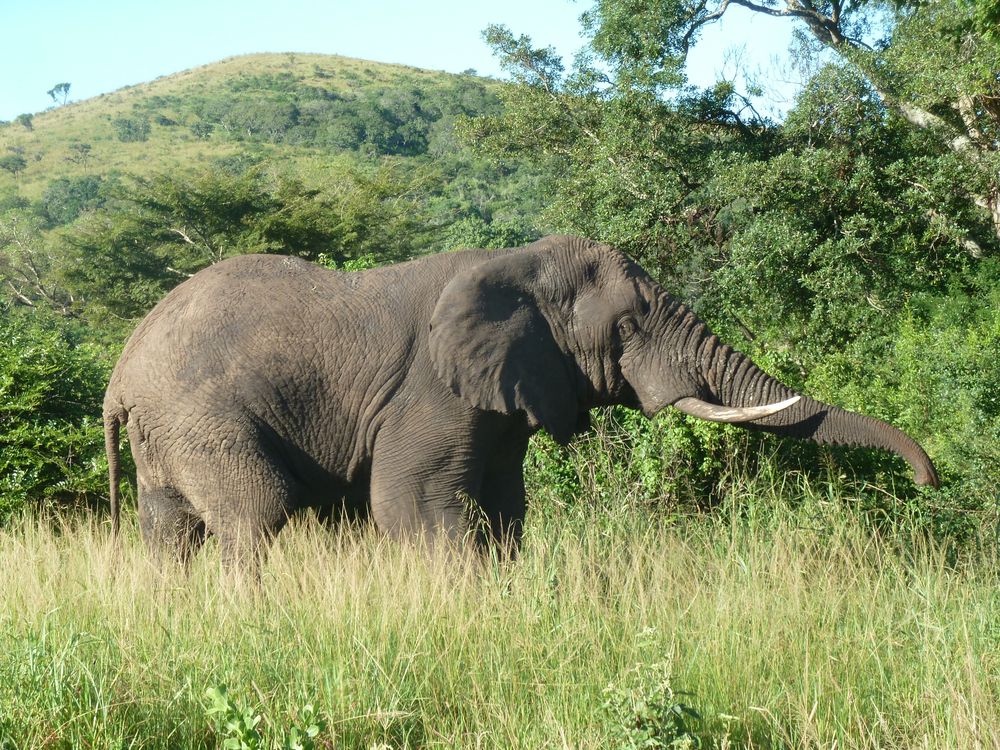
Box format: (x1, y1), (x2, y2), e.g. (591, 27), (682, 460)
(476, 432), (531, 558)
(367, 425), (484, 553)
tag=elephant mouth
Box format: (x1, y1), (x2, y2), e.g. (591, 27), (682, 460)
(671, 395), (801, 423)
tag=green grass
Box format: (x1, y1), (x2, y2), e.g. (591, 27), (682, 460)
(0, 485), (998, 749)
(0, 52), (479, 198)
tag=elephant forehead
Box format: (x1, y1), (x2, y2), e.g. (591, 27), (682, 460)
(572, 276), (645, 320)
(572, 290), (618, 327)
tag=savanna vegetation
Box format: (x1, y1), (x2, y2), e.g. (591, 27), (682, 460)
(2, 488), (999, 749)
(0, 0), (998, 746)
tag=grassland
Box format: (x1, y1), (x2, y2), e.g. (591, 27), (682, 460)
(0, 52), (484, 199)
(0, 479), (997, 749)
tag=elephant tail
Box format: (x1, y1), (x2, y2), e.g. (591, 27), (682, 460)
(103, 403), (125, 538)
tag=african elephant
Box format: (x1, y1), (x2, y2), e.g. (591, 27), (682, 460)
(104, 235), (938, 570)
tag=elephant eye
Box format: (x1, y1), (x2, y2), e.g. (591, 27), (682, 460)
(617, 316), (638, 341)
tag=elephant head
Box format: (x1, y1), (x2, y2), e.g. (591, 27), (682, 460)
(429, 235), (938, 488)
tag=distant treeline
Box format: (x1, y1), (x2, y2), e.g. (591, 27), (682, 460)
(128, 70), (504, 156)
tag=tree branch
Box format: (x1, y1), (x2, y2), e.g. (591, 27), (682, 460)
(682, 0), (731, 54)
(6, 280), (35, 307)
(514, 50), (655, 201)
(169, 227), (197, 245)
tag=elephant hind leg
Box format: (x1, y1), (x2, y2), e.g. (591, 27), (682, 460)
(214, 512), (290, 578)
(138, 485), (207, 565)
(195, 465), (299, 578)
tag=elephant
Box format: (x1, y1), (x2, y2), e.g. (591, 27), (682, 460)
(103, 235), (938, 570)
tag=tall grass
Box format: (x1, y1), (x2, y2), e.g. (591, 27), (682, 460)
(0, 482), (997, 748)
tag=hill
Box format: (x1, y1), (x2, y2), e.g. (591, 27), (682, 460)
(0, 52), (546, 325)
(0, 53), (509, 199)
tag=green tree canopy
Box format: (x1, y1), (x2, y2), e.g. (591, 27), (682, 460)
(46, 82), (71, 105)
(58, 163), (426, 321)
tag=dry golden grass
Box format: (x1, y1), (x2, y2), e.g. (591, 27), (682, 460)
(0, 490), (997, 748)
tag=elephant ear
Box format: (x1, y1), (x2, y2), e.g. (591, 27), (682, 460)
(429, 251), (579, 444)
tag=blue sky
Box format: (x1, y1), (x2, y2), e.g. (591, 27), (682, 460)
(1, 0), (800, 122)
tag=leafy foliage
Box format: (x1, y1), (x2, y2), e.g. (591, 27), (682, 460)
(204, 686), (326, 750)
(58, 164), (425, 320)
(0, 209), (76, 313)
(185, 68), (505, 157)
(205, 686), (263, 749)
(0, 310), (112, 516)
(39, 175), (108, 226)
(602, 661), (702, 749)
(112, 117), (151, 143)
(0, 154), (27, 178)
(465, 0), (998, 532)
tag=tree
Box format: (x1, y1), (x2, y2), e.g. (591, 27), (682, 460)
(671, 0), (1000, 240)
(0, 154), (27, 180)
(15, 114), (33, 131)
(112, 117), (151, 142)
(58, 163), (426, 320)
(40, 175), (105, 225)
(0, 308), (111, 516)
(462, 22), (766, 276)
(0, 210), (75, 313)
(65, 142), (92, 168)
(46, 82), (71, 105)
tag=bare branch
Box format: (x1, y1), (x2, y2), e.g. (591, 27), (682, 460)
(169, 227), (197, 245)
(6, 280), (36, 307)
(955, 94), (987, 148)
(682, 0), (732, 54)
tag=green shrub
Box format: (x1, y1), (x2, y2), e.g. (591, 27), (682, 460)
(0, 309), (112, 517)
(204, 685), (326, 750)
(602, 660), (702, 749)
(112, 117), (151, 143)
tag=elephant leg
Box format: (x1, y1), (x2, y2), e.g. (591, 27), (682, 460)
(206, 482), (295, 576)
(478, 465), (526, 557)
(214, 515), (288, 576)
(181, 447), (299, 577)
(477, 433), (530, 557)
(367, 425), (483, 553)
(138, 484), (207, 565)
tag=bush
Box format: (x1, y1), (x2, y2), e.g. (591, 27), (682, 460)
(0, 309), (113, 517)
(112, 117), (151, 143)
(39, 175), (106, 225)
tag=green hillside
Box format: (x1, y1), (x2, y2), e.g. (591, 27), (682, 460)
(0, 52), (545, 325)
(0, 53), (505, 197)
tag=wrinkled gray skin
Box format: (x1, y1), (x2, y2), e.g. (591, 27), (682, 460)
(104, 235), (938, 570)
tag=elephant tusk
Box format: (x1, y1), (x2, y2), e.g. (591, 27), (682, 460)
(672, 395), (801, 423)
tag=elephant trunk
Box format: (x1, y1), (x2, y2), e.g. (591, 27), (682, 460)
(695, 336), (940, 488)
